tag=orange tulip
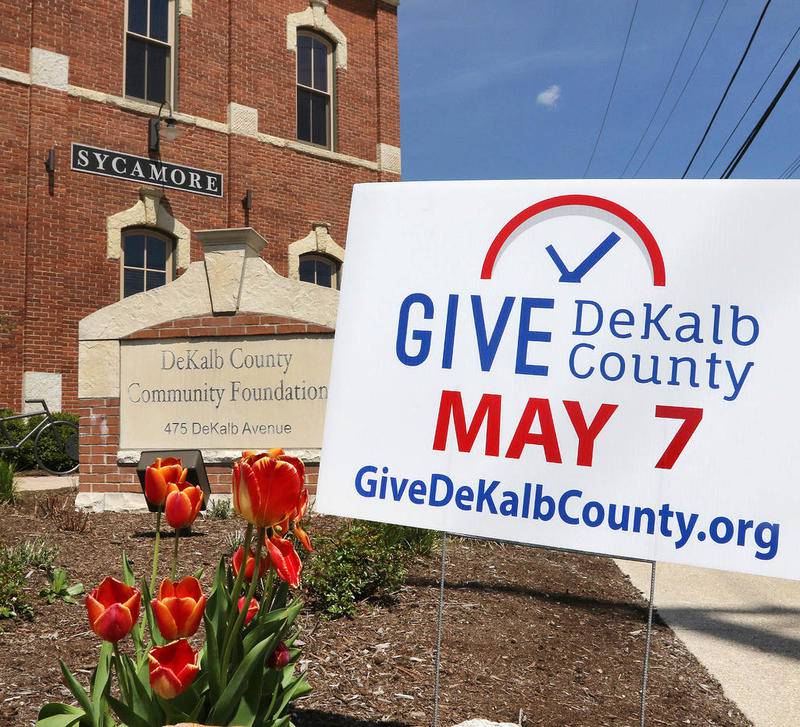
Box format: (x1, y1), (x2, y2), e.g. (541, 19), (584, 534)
(165, 483), (203, 529)
(148, 639), (200, 700)
(232, 545), (270, 580)
(277, 486), (313, 553)
(238, 596), (259, 625)
(267, 641), (291, 669)
(151, 577), (206, 640)
(266, 533), (302, 588)
(145, 457), (187, 508)
(232, 451), (303, 528)
(86, 576), (141, 643)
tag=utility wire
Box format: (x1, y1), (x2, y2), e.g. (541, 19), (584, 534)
(702, 23), (800, 177)
(633, 0), (729, 177)
(720, 55), (800, 178)
(583, 0), (640, 177)
(778, 150), (800, 178)
(621, 0), (706, 177)
(682, 0), (772, 177)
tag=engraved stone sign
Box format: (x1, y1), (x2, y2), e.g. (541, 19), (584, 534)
(120, 335), (333, 449)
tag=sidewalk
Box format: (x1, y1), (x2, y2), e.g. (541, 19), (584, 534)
(15, 475), (78, 492)
(616, 560), (800, 727)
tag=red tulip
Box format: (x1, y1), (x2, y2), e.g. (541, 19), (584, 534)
(232, 545), (270, 580)
(148, 639), (200, 700)
(85, 577), (141, 643)
(278, 486), (313, 553)
(145, 457), (187, 508)
(232, 450), (303, 528)
(237, 596), (259, 625)
(266, 533), (302, 588)
(165, 483), (203, 529)
(267, 641), (291, 669)
(151, 577), (206, 640)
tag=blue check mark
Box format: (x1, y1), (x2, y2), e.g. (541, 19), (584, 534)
(545, 232), (621, 283)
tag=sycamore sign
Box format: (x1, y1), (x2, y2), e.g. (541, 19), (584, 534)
(71, 143), (223, 198)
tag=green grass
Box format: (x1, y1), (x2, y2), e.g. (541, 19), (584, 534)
(0, 459), (17, 504)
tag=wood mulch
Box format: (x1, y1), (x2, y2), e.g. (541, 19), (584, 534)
(0, 494), (750, 726)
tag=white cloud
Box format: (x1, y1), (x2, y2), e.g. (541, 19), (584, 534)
(536, 84), (561, 109)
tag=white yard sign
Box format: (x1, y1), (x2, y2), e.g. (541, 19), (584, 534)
(317, 181), (800, 579)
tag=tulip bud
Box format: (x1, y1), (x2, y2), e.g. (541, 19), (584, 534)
(232, 545), (270, 580)
(148, 639), (200, 700)
(165, 484), (203, 530)
(151, 577), (206, 640)
(267, 641), (291, 669)
(232, 451), (303, 528)
(145, 457), (187, 508)
(238, 596), (259, 625)
(85, 576), (141, 643)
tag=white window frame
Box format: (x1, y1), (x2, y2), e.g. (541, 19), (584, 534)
(121, 228), (175, 299)
(123, 0), (177, 106)
(296, 30), (334, 150)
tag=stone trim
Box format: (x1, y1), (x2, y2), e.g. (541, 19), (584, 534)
(116, 448), (321, 465)
(80, 229), (338, 340)
(286, 2), (348, 70)
(106, 187), (191, 270)
(228, 102), (259, 138)
(0, 66), (30, 85)
(30, 47), (69, 90)
(0, 63), (397, 173)
(288, 224), (345, 280)
(377, 143), (401, 175)
(178, 0), (192, 16)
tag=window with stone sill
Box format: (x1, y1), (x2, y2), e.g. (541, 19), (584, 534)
(121, 229), (174, 298)
(125, 0), (175, 104)
(299, 253), (340, 289)
(296, 31), (334, 149)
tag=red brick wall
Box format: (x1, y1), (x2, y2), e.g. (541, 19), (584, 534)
(79, 312), (331, 496)
(0, 0), (399, 413)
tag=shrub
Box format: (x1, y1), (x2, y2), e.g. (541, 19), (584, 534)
(0, 538), (58, 619)
(0, 409), (79, 472)
(305, 521), (435, 618)
(39, 567), (84, 604)
(206, 497), (233, 519)
(0, 459), (17, 504)
(35, 493), (89, 532)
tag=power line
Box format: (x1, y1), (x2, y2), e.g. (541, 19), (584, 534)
(633, 0), (729, 177)
(583, 0), (640, 177)
(720, 55), (800, 178)
(778, 150), (800, 178)
(621, 0), (707, 177)
(681, 0), (772, 178)
(702, 23), (800, 177)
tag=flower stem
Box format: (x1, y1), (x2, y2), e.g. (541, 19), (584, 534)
(221, 526), (263, 678)
(112, 642), (130, 705)
(171, 528), (180, 581)
(259, 566), (275, 614)
(150, 508), (162, 592)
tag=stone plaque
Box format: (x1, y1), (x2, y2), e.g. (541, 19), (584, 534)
(120, 335), (333, 450)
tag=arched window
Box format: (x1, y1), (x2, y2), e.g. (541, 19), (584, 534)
(296, 31), (333, 149)
(121, 229), (174, 298)
(299, 253), (340, 289)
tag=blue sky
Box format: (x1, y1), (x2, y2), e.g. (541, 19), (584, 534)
(397, 0), (800, 180)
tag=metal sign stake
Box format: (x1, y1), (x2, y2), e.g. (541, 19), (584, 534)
(639, 560), (657, 727)
(433, 532), (448, 727)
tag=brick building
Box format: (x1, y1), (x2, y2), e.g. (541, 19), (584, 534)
(0, 0), (400, 418)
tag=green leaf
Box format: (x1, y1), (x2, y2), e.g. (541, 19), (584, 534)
(229, 673), (262, 727)
(36, 702), (84, 727)
(91, 642), (112, 720)
(121, 653), (160, 725)
(141, 578), (164, 646)
(202, 614), (222, 701)
(106, 695), (151, 727)
(121, 552), (136, 587)
(59, 661), (94, 721)
(208, 635), (276, 724)
(273, 675), (312, 717)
